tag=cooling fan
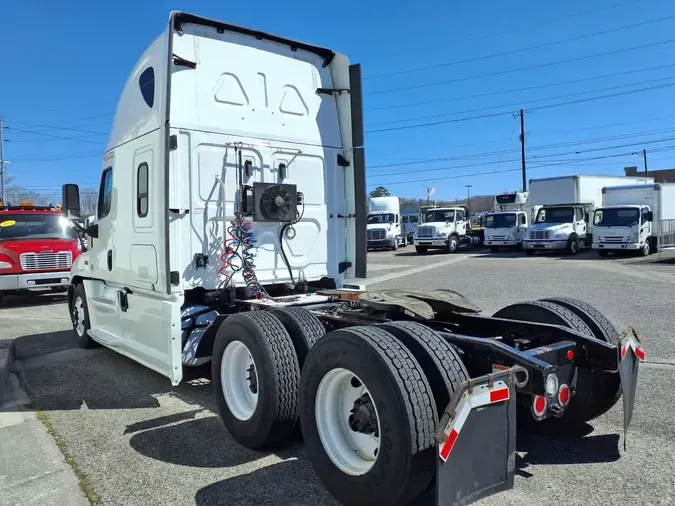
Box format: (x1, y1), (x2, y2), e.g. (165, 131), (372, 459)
(251, 182), (298, 223)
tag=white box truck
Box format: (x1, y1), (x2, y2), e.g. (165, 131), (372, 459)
(484, 191), (538, 250)
(522, 175), (653, 254)
(57, 12), (645, 506)
(593, 183), (675, 256)
(367, 196), (406, 250)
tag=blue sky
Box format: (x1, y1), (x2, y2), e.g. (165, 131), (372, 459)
(1, 0), (674, 203)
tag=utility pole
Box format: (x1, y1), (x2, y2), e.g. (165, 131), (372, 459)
(465, 184), (472, 217)
(519, 109), (526, 192)
(643, 148), (648, 175)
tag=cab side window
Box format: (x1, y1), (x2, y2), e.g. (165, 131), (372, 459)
(575, 208), (584, 221)
(641, 208), (650, 224)
(98, 168), (113, 219)
(520, 214), (527, 225)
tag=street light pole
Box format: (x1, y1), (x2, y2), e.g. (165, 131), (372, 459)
(465, 184), (472, 217)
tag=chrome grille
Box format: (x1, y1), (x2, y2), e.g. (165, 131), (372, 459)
(20, 252), (72, 271)
(530, 230), (550, 240)
(489, 235), (507, 240)
(367, 229), (385, 241)
(600, 236), (627, 243)
(417, 226), (435, 239)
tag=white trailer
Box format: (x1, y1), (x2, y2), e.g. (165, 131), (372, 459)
(522, 175), (653, 254)
(593, 183), (675, 256)
(57, 12), (645, 506)
(367, 196), (406, 250)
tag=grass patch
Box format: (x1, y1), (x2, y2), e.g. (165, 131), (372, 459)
(35, 409), (101, 505)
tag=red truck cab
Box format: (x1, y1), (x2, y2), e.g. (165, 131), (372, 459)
(0, 202), (81, 306)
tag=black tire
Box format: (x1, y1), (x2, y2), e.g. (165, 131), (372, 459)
(567, 234), (579, 255)
(447, 235), (459, 253)
(268, 306), (325, 369)
(539, 297), (621, 420)
(493, 300), (602, 428)
(415, 246), (428, 254)
(299, 326), (437, 506)
(376, 321), (468, 416)
(598, 250), (608, 257)
(640, 239), (650, 256)
(490, 246), (498, 252)
(212, 311), (300, 449)
(525, 250), (535, 255)
(71, 283), (99, 349)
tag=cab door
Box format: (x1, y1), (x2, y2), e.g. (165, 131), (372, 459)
(456, 209), (467, 236)
(575, 207), (588, 238)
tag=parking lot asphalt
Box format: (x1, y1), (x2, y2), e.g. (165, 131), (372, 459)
(1, 247), (674, 506)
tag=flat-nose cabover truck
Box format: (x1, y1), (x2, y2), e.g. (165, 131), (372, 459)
(60, 12), (644, 506)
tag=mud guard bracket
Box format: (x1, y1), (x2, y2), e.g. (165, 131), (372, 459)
(434, 367), (525, 506)
(618, 327), (644, 450)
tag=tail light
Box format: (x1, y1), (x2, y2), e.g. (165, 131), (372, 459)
(532, 395), (547, 417)
(558, 384), (571, 406)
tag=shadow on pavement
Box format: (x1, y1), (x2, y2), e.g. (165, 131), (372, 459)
(194, 458), (337, 506)
(0, 291), (67, 309)
(13, 330), (76, 359)
(127, 413), (299, 469)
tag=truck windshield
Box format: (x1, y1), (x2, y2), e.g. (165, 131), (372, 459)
(535, 207), (574, 224)
(367, 213), (395, 224)
(594, 208), (639, 227)
(485, 213), (517, 228)
(425, 210), (455, 222)
(0, 214), (75, 241)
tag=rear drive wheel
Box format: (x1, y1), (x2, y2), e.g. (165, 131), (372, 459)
(299, 326), (437, 506)
(540, 297), (621, 420)
(268, 306), (325, 369)
(212, 311), (300, 449)
(71, 283), (99, 349)
(493, 300), (609, 428)
(376, 321), (468, 415)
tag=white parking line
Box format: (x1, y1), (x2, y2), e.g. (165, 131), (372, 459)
(365, 254), (475, 286)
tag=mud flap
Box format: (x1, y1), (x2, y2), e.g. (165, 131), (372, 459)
(434, 367), (525, 506)
(618, 327), (645, 450)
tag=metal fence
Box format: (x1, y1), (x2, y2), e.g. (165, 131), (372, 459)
(658, 219), (675, 260)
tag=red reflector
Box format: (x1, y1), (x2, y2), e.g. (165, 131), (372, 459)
(567, 349), (574, 361)
(635, 346), (646, 361)
(621, 345), (628, 359)
(489, 387), (510, 403)
(558, 384), (570, 406)
(440, 428), (459, 461)
(533, 395), (547, 416)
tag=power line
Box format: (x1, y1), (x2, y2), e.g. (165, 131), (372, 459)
(364, 0), (646, 62)
(4, 120), (108, 136)
(367, 136), (675, 180)
(5, 127), (105, 145)
(366, 63), (675, 113)
(366, 76), (675, 127)
(366, 38), (675, 96)
(365, 13), (675, 80)
(368, 146), (675, 187)
(367, 126), (675, 171)
(366, 81), (675, 134)
(10, 151), (101, 163)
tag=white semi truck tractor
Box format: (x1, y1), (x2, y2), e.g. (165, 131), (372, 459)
(367, 196), (406, 250)
(593, 183), (675, 256)
(58, 12), (645, 506)
(522, 175), (654, 255)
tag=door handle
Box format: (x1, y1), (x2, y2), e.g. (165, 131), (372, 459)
(107, 250), (113, 271)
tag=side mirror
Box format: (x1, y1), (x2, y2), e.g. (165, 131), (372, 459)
(62, 184), (81, 219)
(585, 212), (590, 223)
(85, 223), (99, 239)
(645, 211), (654, 222)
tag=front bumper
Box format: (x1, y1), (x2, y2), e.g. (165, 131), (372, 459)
(414, 238), (448, 247)
(0, 271), (71, 291)
(367, 238), (395, 249)
(522, 240), (568, 250)
(485, 239), (518, 246)
(592, 242), (641, 251)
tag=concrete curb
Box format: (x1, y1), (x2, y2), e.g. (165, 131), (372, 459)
(0, 340), (16, 403)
